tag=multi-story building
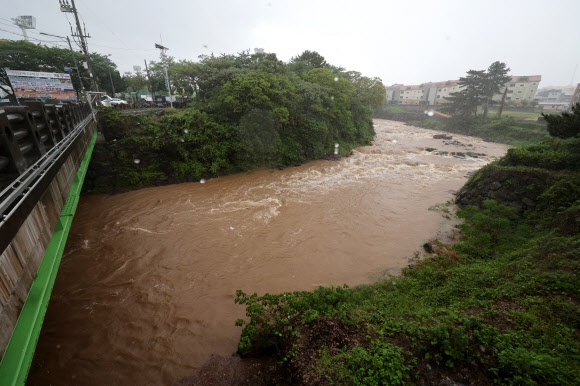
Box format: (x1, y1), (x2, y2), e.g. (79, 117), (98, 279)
(386, 75), (541, 106)
(493, 76), (541, 103)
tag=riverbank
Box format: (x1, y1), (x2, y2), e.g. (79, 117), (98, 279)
(204, 135), (580, 385)
(375, 105), (548, 147)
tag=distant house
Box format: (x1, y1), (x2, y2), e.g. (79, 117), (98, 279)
(536, 89), (564, 103)
(386, 75), (541, 106)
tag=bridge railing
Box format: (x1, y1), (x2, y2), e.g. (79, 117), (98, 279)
(0, 101), (92, 179)
(0, 102), (94, 249)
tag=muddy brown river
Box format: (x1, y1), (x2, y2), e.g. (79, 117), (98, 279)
(27, 119), (508, 385)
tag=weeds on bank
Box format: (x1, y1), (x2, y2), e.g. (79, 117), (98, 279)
(235, 197), (580, 384)
(235, 136), (580, 384)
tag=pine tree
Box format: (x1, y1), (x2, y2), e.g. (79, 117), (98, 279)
(542, 103), (580, 138)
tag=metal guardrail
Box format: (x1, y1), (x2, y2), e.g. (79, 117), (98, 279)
(0, 101), (94, 256)
(0, 101), (91, 175)
(0, 102), (92, 220)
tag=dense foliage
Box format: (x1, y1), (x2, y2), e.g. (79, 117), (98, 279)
(542, 103), (580, 139)
(234, 137), (580, 385)
(88, 51), (385, 191)
(0, 39), (125, 97)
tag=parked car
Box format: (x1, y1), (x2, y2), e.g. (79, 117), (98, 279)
(101, 95), (128, 106)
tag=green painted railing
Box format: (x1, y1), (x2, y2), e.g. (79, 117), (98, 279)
(0, 130), (98, 385)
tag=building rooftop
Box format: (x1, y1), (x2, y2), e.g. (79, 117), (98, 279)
(387, 75), (541, 90)
(510, 75), (542, 82)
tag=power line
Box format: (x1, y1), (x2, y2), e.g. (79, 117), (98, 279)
(77, 0), (131, 50)
(0, 20), (63, 39)
(0, 27), (69, 47)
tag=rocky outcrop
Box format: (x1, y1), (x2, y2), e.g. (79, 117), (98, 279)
(455, 165), (554, 211)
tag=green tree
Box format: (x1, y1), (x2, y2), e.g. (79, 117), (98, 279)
(288, 50), (345, 76)
(542, 103), (580, 138)
(170, 59), (201, 96)
(443, 70), (485, 120)
(146, 57), (176, 95)
(482, 61), (511, 119)
(291, 50), (328, 69)
(181, 53), (251, 102)
(444, 61), (511, 121)
(122, 71), (148, 93)
(89, 53), (125, 95)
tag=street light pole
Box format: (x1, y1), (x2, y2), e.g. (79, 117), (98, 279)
(108, 69), (115, 96)
(155, 43), (173, 108)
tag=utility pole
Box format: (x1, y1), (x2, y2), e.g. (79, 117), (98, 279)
(105, 54), (116, 96)
(108, 69), (115, 95)
(59, 0), (98, 91)
(144, 59), (155, 103)
(40, 32), (86, 97)
(155, 43), (173, 107)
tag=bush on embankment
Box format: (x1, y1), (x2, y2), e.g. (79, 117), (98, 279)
(86, 51), (385, 193)
(233, 128), (580, 383)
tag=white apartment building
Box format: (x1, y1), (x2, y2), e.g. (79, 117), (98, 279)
(386, 75), (541, 106)
(492, 75), (541, 103)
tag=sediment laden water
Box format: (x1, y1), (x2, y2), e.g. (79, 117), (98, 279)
(28, 120), (508, 385)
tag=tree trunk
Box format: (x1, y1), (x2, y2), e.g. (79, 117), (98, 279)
(498, 87), (508, 118)
(483, 101), (489, 120)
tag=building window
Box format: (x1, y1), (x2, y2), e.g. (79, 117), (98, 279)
(508, 90), (513, 93)
(506, 97), (512, 100)
(510, 83), (515, 87)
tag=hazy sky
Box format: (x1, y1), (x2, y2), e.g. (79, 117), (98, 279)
(2, 0), (579, 87)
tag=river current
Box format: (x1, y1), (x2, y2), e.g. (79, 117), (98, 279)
(28, 119), (508, 385)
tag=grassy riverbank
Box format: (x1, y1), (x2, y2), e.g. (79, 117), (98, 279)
(232, 135), (580, 384)
(375, 106), (548, 147)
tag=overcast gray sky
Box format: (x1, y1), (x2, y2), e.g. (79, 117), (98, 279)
(2, 0), (579, 87)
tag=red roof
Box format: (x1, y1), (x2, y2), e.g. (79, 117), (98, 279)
(509, 75), (542, 83)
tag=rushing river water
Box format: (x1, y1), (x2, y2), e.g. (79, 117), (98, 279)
(28, 119), (508, 385)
